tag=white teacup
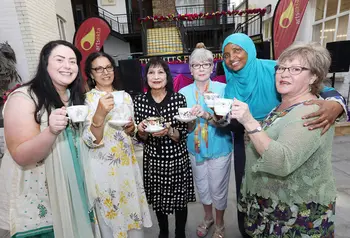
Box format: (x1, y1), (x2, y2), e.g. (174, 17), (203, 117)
(203, 93), (220, 107)
(67, 105), (88, 123)
(112, 91), (124, 105)
(178, 107), (192, 119)
(214, 98), (233, 116)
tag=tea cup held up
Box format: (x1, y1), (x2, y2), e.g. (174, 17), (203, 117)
(203, 92), (220, 108)
(214, 98), (233, 116)
(66, 105), (88, 123)
(112, 90), (124, 105)
(178, 107), (192, 119)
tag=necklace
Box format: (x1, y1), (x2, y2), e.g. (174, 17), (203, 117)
(194, 82), (209, 153)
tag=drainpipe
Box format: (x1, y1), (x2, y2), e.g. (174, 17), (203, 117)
(245, 0), (248, 34)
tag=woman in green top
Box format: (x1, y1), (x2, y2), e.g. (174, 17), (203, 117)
(230, 42), (337, 237)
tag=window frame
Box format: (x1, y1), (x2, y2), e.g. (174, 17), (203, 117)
(312, 0), (350, 45)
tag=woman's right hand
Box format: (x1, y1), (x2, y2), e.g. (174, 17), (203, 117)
(95, 93), (115, 118)
(137, 120), (148, 135)
(49, 107), (68, 135)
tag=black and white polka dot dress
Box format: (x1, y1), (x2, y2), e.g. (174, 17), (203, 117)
(134, 91), (196, 214)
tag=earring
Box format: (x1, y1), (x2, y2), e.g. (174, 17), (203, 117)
(309, 84), (312, 92)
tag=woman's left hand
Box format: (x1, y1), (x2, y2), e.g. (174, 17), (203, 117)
(123, 117), (135, 136)
(230, 99), (255, 125)
(303, 100), (344, 134)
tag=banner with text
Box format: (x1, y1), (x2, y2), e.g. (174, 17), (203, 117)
(272, 0), (308, 59)
(73, 17), (111, 80)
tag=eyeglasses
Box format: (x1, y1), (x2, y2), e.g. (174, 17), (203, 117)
(191, 63), (212, 69)
(275, 65), (310, 75)
(92, 65), (114, 73)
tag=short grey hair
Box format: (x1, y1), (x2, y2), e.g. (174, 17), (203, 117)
(189, 48), (214, 66)
(277, 42), (331, 95)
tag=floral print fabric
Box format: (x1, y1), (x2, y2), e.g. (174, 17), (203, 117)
(239, 194), (335, 238)
(83, 89), (152, 237)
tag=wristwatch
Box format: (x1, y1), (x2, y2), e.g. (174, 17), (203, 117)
(246, 126), (262, 134)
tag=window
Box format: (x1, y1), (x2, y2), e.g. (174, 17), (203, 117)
(336, 14), (349, 40)
(57, 15), (66, 40)
(340, 0), (350, 13)
(315, 0), (325, 20)
(326, 0), (338, 17)
(323, 19), (336, 46)
(313, 0), (350, 46)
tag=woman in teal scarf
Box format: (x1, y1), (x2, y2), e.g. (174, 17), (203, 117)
(222, 33), (346, 237)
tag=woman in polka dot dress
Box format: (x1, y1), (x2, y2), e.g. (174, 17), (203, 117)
(134, 58), (196, 238)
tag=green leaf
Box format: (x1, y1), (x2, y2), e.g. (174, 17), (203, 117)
(313, 218), (323, 228)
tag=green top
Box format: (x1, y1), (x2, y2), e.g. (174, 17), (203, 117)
(241, 104), (337, 206)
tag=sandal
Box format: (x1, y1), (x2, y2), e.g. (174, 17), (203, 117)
(196, 218), (214, 237)
(212, 225), (225, 238)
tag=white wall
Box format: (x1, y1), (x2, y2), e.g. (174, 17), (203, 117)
(103, 35), (131, 65)
(98, 0), (127, 15)
(15, 0), (60, 79)
(0, 0), (29, 82)
(56, 0), (76, 42)
(0, 0), (77, 82)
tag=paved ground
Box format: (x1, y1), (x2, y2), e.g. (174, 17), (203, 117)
(135, 135), (350, 238)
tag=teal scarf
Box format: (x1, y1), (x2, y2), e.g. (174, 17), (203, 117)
(222, 33), (280, 121)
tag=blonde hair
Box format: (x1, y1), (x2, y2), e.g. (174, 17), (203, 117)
(189, 48), (214, 66)
(195, 42), (206, 49)
(278, 42), (331, 95)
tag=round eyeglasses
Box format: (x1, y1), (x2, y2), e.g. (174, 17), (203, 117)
(191, 63), (212, 69)
(92, 65), (114, 73)
(275, 65), (310, 75)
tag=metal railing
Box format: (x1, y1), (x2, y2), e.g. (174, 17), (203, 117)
(96, 6), (141, 35)
(234, 13), (262, 36)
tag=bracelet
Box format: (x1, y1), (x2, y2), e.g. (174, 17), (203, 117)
(91, 119), (104, 128)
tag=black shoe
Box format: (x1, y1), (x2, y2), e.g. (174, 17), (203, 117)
(158, 232), (169, 238)
(175, 234), (186, 238)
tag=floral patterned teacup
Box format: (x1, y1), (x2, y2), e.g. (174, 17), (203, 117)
(203, 92), (220, 107)
(67, 105), (88, 123)
(145, 117), (164, 130)
(178, 107), (192, 119)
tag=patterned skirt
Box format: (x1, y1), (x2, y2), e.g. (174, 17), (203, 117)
(239, 194), (335, 238)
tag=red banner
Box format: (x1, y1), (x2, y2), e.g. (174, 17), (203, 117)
(272, 0), (308, 59)
(73, 17), (111, 79)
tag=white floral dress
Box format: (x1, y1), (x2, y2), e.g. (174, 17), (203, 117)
(83, 89), (152, 237)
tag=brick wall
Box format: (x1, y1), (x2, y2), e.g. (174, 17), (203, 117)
(14, 0), (59, 78)
(0, 0), (76, 81)
(152, 0), (176, 16)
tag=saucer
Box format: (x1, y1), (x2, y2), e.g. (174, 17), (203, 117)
(145, 125), (165, 133)
(108, 119), (131, 127)
(174, 115), (197, 123)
